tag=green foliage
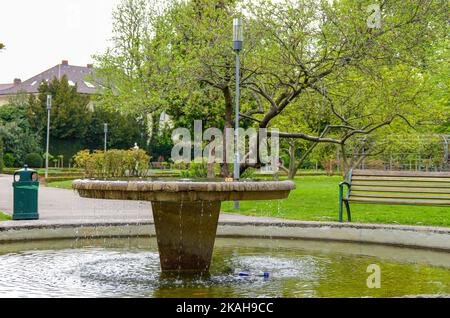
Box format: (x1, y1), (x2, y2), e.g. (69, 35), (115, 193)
(251, 0), (450, 176)
(241, 167), (256, 179)
(0, 94), (42, 166)
(0, 87), (149, 167)
(45, 180), (74, 190)
(50, 139), (84, 168)
(92, 0), (169, 124)
(24, 76), (151, 166)
(180, 160), (208, 178)
(73, 148), (151, 178)
(96, 0), (448, 175)
(0, 93), (30, 126)
(0, 122), (42, 167)
(27, 75), (91, 140)
(3, 153), (15, 167)
(148, 126), (174, 161)
(24, 153), (43, 168)
(84, 105), (147, 151)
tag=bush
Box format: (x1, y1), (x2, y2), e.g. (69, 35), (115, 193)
(180, 160), (208, 178)
(73, 148), (151, 178)
(24, 153), (43, 168)
(3, 153), (15, 167)
(241, 167), (256, 179)
(0, 121), (42, 167)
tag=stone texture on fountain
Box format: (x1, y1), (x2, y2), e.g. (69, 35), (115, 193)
(72, 180), (294, 201)
(73, 179), (295, 272)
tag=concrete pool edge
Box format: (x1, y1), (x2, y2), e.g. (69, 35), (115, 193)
(0, 220), (449, 252)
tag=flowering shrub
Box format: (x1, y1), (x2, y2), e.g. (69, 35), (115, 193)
(73, 149), (150, 178)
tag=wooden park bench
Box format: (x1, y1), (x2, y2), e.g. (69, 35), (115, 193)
(338, 169), (450, 222)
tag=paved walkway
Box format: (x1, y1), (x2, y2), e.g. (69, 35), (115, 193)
(1, 175), (449, 254)
(0, 174), (290, 225)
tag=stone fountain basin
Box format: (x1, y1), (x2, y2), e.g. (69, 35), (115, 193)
(72, 179), (295, 272)
(72, 179), (295, 202)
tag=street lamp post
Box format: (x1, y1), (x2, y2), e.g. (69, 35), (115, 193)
(233, 17), (243, 210)
(104, 123), (108, 152)
(45, 95), (52, 179)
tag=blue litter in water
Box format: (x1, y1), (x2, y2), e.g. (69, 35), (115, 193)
(238, 272), (250, 277)
(238, 272), (270, 278)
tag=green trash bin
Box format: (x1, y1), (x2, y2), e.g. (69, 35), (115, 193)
(12, 165), (39, 220)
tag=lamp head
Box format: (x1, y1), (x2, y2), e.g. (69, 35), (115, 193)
(46, 95), (52, 110)
(233, 18), (243, 51)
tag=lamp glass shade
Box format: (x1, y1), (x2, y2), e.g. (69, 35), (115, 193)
(233, 18), (243, 42)
(46, 95), (52, 110)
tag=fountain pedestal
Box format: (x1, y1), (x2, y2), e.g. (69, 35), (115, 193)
(73, 180), (295, 273)
(152, 201), (220, 272)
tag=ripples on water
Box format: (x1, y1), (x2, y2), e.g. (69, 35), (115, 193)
(0, 238), (449, 298)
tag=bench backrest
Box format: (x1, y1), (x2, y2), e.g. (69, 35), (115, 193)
(348, 169), (450, 205)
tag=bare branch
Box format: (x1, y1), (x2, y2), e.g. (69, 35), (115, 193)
(273, 131), (341, 144)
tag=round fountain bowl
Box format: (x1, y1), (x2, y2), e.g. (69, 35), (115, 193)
(72, 179), (296, 202)
(72, 179), (296, 273)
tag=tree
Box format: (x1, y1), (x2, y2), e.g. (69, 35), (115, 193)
(84, 105), (148, 151)
(27, 75), (91, 140)
(27, 76), (91, 165)
(239, 0), (448, 177)
(96, 0), (255, 175)
(153, 0), (264, 175)
(96, 0), (449, 177)
(0, 122), (42, 166)
(0, 93), (41, 166)
(157, 0), (448, 177)
(93, 0), (169, 146)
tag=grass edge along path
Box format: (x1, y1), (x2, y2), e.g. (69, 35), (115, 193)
(222, 176), (450, 228)
(0, 211), (12, 221)
(46, 176), (450, 227)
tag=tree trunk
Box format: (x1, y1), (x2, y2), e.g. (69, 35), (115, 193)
(340, 144), (349, 178)
(287, 143), (297, 179)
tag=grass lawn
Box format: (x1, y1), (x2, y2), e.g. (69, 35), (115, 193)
(0, 212), (12, 221)
(45, 180), (74, 190)
(46, 176), (450, 227)
(222, 176), (450, 227)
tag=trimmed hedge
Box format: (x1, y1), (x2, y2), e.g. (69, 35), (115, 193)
(73, 148), (151, 178)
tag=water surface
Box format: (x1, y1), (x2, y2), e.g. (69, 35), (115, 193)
(0, 238), (448, 298)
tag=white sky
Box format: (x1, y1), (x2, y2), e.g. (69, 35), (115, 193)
(0, 0), (122, 83)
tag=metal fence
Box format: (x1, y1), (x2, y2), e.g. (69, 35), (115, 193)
(341, 134), (450, 172)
